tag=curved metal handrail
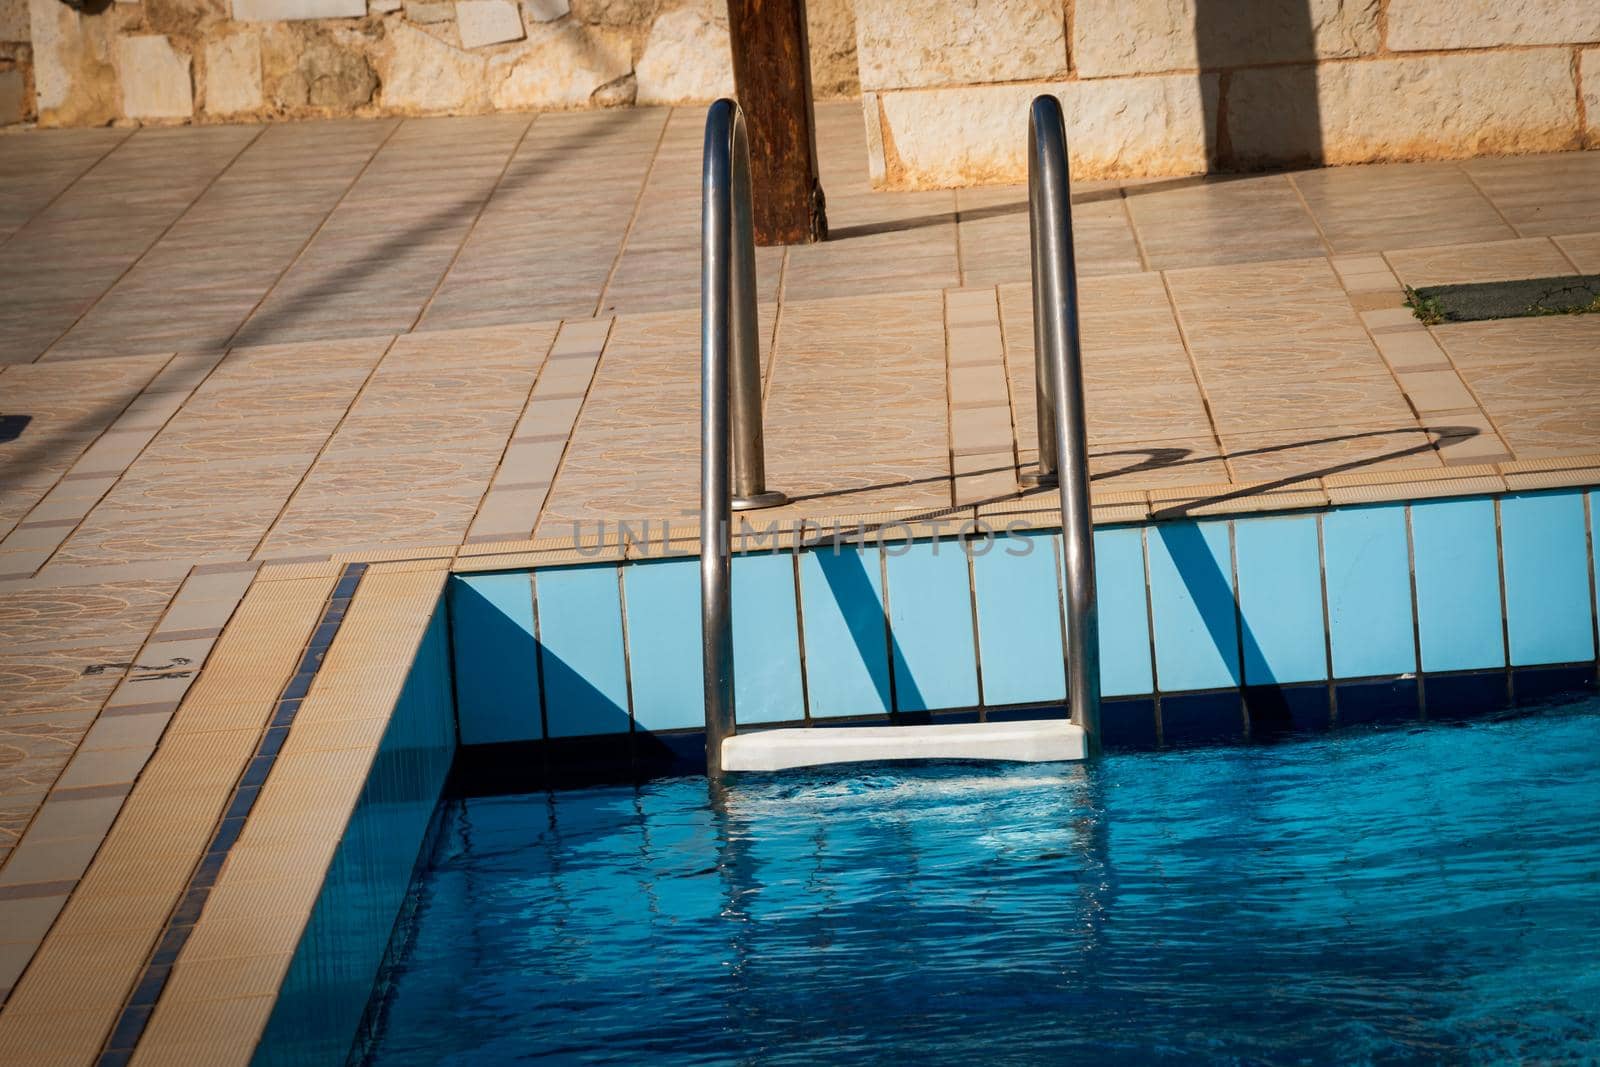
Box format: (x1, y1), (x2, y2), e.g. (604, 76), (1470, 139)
(701, 98), (786, 777)
(700, 96), (1100, 774)
(1025, 95), (1103, 752)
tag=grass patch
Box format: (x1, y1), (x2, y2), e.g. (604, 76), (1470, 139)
(1405, 286), (1445, 325)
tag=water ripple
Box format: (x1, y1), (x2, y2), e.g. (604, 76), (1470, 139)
(364, 702), (1600, 1065)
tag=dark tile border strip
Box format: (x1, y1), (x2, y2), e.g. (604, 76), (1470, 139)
(448, 662), (1600, 797)
(49, 782), (135, 802)
(0, 880), (79, 901)
(96, 562), (368, 1067)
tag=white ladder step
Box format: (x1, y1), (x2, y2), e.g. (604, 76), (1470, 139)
(720, 718), (1086, 772)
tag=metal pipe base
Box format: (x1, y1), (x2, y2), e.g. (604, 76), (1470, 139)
(1018, 470), (1058, 489)
(731, 490), (789, 511)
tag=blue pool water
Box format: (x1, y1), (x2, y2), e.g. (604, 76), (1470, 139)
(363, 703), (1600, 1064)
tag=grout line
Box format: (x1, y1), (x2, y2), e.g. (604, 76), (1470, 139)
(952, 189), (967, 287)
(222, 120), (405, 351)
(877, 541), (899, 717)
(1316, 513), (1338, 724)
(614, 564), (638, 736)
(37, 127), (267, 363)
(1118, 186), (1153, 273)
(1404, 503), (1427, 718)
(1282, 171), (1337, 258)
(1549, 233), (1585, 275)
(25, 352), (241, 578)
(964, 540), (987, 714)
(1228, 520), (1249, 735)
(461, 323), (564, 544)
(0, 350), (174, 557)
(96, 561), (369, 1063)
(526, 319), (615, 539)
(1335, 266), (1451, 450)
(761, 248), (791, 412)
(1493, 495), (1514, 703)
(593, 108), (675, 317)
(1455, 161), (1523, 237)
(982, 283), (1023, 483)
(1584, 491), (1599, 671)
(410, 113), (541, 332)
(0, 128), (136, 254)
(1050, 529), (1071, 713)
(530, 570), (551, 744)
(1156, 269), (1232, 478)
(1140, 524), (1164, 745)
(245, 334), (401, 560)
(1415, 314), (1516, 462)
(790, 537), (815, 725)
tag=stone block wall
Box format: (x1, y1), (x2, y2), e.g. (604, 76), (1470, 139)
(860, 0), (1600, 187)
(1, 0), (857, 127)
(3, 0), (1596, 190)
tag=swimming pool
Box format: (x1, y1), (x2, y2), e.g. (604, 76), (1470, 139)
(359, 700), (1600, 1064)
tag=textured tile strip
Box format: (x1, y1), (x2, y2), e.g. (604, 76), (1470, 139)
(944, 287), (1018, 505)
(92, 564), (367, 1065)
(464, 317), (612, 544)
(0, 572), (336, 1066)
(130, 563), (450, 1067)
(0, 564), (257, 1005)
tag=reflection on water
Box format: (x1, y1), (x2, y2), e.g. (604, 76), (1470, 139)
(364, 702), (1600, 1064)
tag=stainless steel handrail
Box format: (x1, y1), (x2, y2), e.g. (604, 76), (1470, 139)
(1025, 94), (1103, 753)
(701, 98), (787, 778)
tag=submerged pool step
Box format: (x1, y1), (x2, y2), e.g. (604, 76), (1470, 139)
(720, 719), (1086, 772)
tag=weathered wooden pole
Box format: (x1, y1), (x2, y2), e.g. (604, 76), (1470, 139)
(724, 0), (828, 245)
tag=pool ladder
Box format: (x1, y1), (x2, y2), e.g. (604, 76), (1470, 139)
(699, 96), (1101, 776)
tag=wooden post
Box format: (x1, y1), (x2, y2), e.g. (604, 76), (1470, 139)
(725, 0), (828, 245)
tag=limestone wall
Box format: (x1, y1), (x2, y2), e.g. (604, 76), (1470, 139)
(2, 0), (1596, 189)
(860, 0), (1600, 187)
(0, 0), (857, 127)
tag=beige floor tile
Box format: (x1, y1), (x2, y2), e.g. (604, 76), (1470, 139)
(1385, 237), (1575, 288)
(1462, 152), (1600, 237)
(1293, 162), (1515, 254)
(1552, 232), (1600, 273)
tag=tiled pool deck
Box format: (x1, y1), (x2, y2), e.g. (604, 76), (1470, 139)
(0, 99), (1596, 1060)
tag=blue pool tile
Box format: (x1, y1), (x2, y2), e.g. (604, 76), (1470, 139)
(622, 558), (704, 733)
(885, 540), (979, 712)
(535, 565), (632, 738)
(1159, 691), (1243, 746)
(1335, 677), (1420, 727)
(1322, 504), (1416, 680)
(1235, 515), (1327, 685)
(1411, 498), (1505, 673)
(800, 544), (892, 719)
(1148, 522), (1240, 692)
(732, 553), (806, 724)
(1500, 492), (1595, 667)
(450, 573), (540, 745)
(1093, 527), (1153, 697)
(971, 532), (1064, 707)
